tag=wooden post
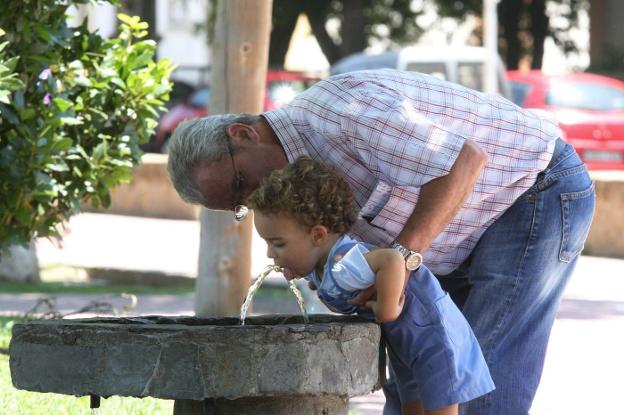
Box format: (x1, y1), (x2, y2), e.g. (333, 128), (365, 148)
(195, 0), (273, 317)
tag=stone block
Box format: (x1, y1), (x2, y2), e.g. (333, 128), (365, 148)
(10, 315), (381, 402)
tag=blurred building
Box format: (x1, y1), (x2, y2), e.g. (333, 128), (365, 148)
(69, 0), (212, 86)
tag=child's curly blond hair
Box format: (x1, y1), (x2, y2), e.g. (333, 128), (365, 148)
(246, 156), (358, 234)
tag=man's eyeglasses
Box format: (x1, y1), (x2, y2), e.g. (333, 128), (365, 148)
(226, 142), (249, 221)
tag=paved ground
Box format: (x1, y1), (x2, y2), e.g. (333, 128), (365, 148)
(3, 213), (623, 414)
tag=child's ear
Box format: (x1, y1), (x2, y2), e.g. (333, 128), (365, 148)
(310, 225), (328, 246)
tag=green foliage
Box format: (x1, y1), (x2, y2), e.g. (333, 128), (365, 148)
(0, 29), (25, 105)
(0, 1), (173, 251)
(0, 317), (20, 351)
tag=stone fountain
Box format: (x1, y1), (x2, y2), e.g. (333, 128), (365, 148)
(9, 314), (381, 414)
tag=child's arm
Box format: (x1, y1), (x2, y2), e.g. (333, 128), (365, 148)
(363, 248), (408, 323)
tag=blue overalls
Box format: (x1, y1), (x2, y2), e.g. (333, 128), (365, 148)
(305, 237), (495, 411)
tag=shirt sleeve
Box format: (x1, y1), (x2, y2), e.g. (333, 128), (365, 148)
(330, 244), (376, 292)
(340, 86), (466, 187)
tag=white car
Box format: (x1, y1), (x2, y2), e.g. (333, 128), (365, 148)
(331, 46), (511, 99)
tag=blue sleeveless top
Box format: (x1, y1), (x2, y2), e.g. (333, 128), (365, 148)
(304, 235), (377, 317)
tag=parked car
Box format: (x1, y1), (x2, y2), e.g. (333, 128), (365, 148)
(506, 70), (624, 170)
(330, 46), (511, 99)
(152, 70), (320, 153)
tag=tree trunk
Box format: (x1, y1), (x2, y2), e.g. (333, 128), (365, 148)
(195, 0), (272, 318)
(302, 1), (340, 65)
(498, 0), (523, 70)
(0, 240), (40, 283)
(530, 0), (548, 69)
(268, 0), (301, 68)
(340, 0), (367, 57)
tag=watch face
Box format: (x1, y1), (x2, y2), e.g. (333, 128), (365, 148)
(405, 253), (423, 271)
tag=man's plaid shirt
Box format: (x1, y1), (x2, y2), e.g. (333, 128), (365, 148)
(264, 69), (560, 275)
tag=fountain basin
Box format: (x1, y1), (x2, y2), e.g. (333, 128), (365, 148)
(10, 315), (381, 413)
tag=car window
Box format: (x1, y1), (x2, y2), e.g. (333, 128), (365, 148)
(509, 81), (532, 106)
(267, 80), (314, 108)
(404, 62), (448, 80)
(546, 81), (624, 111)
(457, 62), (484, 91)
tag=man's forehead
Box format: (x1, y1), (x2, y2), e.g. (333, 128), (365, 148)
(191, 158), (232, 209)
(191, 158), (218, 182)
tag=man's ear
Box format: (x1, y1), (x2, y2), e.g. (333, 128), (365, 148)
(310, 225), (329, 246)
(226, 123), (261, 146)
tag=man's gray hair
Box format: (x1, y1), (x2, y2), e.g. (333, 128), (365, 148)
(166, 114), (262, 205)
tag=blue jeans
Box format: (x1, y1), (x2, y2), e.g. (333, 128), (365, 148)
(383, 139), (595, 414)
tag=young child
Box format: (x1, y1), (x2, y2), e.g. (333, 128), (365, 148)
(246, 156), (495, 415)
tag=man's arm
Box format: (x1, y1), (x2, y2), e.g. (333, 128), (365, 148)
(396, 139), (488, 253)
(348, 139), (487, 307)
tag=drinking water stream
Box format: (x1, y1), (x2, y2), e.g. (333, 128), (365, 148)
(239, 265), (308, 325)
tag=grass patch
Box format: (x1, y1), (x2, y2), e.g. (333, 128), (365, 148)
(0, 281), (194, 295)
(1, 316), (173, 414)
(0, 317), (21, 351)
(0, 353), (173, 415)
(0, 264), (194, 295)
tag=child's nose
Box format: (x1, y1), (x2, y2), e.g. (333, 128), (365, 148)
(266, 246), (277, 259)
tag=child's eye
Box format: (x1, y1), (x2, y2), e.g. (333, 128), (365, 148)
(272, 242), (286, 248)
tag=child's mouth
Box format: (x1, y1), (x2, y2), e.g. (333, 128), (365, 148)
(281, 268), (298, 280)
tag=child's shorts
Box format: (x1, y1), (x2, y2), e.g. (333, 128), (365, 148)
(382, 266), (495, 411)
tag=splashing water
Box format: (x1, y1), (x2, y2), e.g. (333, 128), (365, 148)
(240, 265), (309, 325)
(239, 265), (276, 325)
(288, 279), (308, 323)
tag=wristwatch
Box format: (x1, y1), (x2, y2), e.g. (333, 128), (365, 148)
(390, 241), (423, 271)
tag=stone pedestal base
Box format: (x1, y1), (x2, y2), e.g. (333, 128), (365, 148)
(173, 396), (348, 415)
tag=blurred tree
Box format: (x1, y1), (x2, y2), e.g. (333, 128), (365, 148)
(0, 1), (173, 252)
(232, 0), (423, 67)
(435, 0), (589, 70)
(209, 0), (422, 67)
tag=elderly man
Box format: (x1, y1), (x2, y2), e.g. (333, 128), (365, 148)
(167, 69), (595, 415)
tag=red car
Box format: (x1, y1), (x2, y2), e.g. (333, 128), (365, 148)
(153, 70), (320, 153)
(506, 70), (624, 170)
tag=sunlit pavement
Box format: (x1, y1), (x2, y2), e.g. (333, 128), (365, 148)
(5, 213), (622, 414)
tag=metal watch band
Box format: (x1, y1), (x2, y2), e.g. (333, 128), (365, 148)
(390, 241), (411, 258)
(390, 241), (423, 271)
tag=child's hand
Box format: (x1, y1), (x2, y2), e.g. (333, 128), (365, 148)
(364, 299), (379, 314)
(347, 285), (377, 306)
(366, 292), (405, 323)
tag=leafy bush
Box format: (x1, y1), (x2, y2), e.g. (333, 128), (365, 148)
(0, 29), (24, 105)
(0, 1), (173, 251)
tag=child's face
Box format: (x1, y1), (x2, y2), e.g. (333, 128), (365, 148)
(254, 212), (326, 280)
